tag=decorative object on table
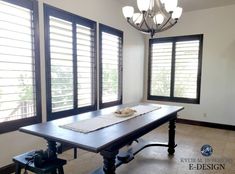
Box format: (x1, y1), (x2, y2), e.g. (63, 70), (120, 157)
(114, 107), (137, 117)
(60, 104), (161, 133)
(122, 0), (183, 38)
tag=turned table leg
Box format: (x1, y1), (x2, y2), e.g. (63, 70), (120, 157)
(100, 150), (118, 174)
(46, 140), (57, 158)
(168, 118), (176, 155)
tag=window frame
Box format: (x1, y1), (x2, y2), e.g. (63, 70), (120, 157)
(0, 0), (41, 134)
(99, 24), (123, 109)
(44, 4), (97, 121)
(147, 34), (203, 104)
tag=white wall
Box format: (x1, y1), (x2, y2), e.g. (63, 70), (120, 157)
(144, 5), (235, 125)
(0, 0), (145, 167)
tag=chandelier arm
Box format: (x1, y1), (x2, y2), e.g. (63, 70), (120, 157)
(168, 20), (175, 25)
(155, 0), (163, 12)
(139, 21), (144, 28)
(127, 19), (149, 33)
(139, 13), (146, 28)
(159, 13), (173, 30)
(142, 12), (151, 31)
(158, 20), (178, 32)
(155, 0), (168, 19)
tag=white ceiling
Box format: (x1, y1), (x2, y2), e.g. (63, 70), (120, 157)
(118, 0), (235, 12)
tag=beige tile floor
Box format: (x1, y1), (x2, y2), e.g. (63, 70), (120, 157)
(59, 123), (235, 174)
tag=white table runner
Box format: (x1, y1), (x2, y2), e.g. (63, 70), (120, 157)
(60, 105), (161, 133)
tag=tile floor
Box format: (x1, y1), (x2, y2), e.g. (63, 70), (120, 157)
(59, 123), (235, 174)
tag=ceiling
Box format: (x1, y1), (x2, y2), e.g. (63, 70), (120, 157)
(118, 0), (235, 12)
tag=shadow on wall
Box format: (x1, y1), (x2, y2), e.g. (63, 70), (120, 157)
(222, 40), (235, 117)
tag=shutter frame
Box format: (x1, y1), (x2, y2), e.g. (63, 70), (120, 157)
(148, 34), (203, 104)
(99, 24), (123, 109)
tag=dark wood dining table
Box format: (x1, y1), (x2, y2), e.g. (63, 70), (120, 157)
(19, 103), (183, 174)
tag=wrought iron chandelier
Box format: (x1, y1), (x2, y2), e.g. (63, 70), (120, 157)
(122, 0), (183, 38)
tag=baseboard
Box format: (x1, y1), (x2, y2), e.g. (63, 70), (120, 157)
(0, 163), (15, 174)
(177, 118), (235, 131)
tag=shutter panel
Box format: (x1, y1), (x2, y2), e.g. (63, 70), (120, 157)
(49, 16), (74, 112)
(101, 32), (121, 103)
(150, 42), (172, 97)
(174, 40), (200, 99)
(46, 6), (97, 118)
(77, 24), (95, 107)
(0, 1), (36, 122)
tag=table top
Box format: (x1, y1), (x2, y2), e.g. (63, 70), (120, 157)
(19, 103), (183, 153)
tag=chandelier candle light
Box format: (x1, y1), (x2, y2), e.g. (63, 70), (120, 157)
(122, 0), (183, 38)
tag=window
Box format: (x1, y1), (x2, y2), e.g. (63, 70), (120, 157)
(99, 24), (123, 108)
(0, 0), (41, 133)
(148, 35), (203, 104)
(44, 5), (97, 120)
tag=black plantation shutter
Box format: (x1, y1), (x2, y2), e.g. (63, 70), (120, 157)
(148, 35), (203, 104)
(99, 24), (123, 108)
(49, 16), (74, 113)
(174, 40), (200, 99)
(150, 42), (172, 97)
(45, 5), (97, 120)
(0, 0), (41, 133)
(76, 24), (96, 108)
(0, 1), (36, 121)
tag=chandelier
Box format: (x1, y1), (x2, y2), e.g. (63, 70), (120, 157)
(122, 0), (183, 38)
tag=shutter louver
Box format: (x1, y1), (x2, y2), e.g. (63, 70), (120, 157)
(101, 32), (121, 103)
(150, 42), (172, 97)
(0, 1), (36, 122)
(174, 40), (200, 99)
(49, 17), (74, 112)
(77, 24), (95, 107)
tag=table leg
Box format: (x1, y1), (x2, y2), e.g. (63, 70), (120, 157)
(100, 150), (119, 174)
(168, 118), (176, 155)
(46, 140), (57, 158)
(15, 163), (21, 174)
